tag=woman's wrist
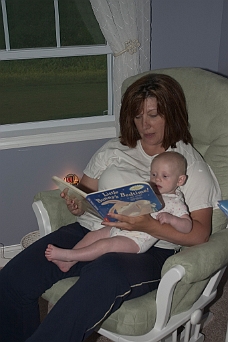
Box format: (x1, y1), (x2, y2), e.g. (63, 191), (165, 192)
(77, 210), (85, 217)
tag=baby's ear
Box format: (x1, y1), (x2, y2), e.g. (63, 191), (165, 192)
(177, 175), (187, 186)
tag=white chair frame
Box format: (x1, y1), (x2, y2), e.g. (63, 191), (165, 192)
(32, 199), (226, 342)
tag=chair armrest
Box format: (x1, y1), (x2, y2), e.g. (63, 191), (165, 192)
(154, 265), (185, 330)
(160, 228), (228, 317)
(153, 230), (228, 332)
(33, 189), (77, 235)
(32, 200), (52, 237)
(162, 229), (228, 283)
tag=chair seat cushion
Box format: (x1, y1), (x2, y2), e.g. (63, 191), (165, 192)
(100, 290), (157, 335)
(42, 278), (158, 336)
(42, 277), (79, 304)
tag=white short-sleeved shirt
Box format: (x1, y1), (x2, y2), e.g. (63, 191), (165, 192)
(78, 138), (221, 249)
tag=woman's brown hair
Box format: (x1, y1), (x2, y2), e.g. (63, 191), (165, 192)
(119, 73), (193, 149)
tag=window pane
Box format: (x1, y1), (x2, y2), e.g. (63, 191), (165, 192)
(6, 0), (56, 49)
(59, 0), (105, 46)
(0, 5), (5, 49)
(0, 56), (108, 125)
(4, 0), (105, 49)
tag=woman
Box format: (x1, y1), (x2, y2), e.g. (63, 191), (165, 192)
(0, 74), (221, 342)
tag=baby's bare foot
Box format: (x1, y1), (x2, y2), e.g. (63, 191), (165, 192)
(51, 259), (76, 273)
(45, 244), (70, 261)
(45, 244), (57, 261)
(45, 244), (77, 272)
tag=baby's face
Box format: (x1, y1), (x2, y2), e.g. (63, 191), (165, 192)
(150, 159), (181, 194)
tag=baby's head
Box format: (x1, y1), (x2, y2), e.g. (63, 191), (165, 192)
(150, 151), (187, 195)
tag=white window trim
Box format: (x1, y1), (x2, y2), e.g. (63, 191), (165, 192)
(0, 0), (115, 150)
(0, 46), (115, 150)
(0, 116), (116, 150)
(0, 45), (112, 60)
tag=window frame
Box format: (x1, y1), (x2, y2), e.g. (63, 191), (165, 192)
(0, 0), (116, 150)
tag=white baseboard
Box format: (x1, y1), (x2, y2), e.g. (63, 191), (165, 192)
(0, 244), (22, 268)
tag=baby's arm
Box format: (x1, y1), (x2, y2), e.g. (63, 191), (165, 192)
(156, 212), (192, 233)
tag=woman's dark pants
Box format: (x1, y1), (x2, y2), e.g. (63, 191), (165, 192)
(0, 223), (174, 342)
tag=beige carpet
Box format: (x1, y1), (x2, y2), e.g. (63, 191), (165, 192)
(201, 268), (228, 341)
(38, 269), (228, 341)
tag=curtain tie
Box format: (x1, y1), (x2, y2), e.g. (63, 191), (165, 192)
(114, 39), (140, 57)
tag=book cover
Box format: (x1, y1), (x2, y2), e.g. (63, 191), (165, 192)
(86, 182), (163, 222)
(52, 176), (163, 222)
(218, 200), (228, 218)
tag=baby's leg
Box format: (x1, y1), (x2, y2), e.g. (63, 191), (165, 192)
(70, 235), (140, 261)
(45, 227), (112, 272)
(73, 226), (112, 250)
(108, 236), (140, 254)
(46, 235), (139, 266)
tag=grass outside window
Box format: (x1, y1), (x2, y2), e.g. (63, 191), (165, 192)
(0, 56), (108, 125)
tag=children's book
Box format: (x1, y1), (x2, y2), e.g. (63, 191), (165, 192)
(218, 200), (228, 218)
(52, 176), (163, 222)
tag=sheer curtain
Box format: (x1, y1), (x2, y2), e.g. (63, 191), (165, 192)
(90, 0), (151, 134)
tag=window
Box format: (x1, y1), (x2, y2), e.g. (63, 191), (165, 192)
(0, 0), (115, 149)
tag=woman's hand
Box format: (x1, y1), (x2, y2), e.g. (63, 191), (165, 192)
(60, 174), (99, 216)
(102, 207), (212, 247)
(102, 213), (153, 231)
(61, 189), (85, 216)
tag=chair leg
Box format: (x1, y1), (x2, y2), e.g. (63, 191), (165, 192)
(172, 329), (178, 342)
(225, 321), (228, 342)
(189, 334), (204, 342)
(178, 320), (205, 342)
(193, 323), (201, 340)
(183, 321), (191, 342)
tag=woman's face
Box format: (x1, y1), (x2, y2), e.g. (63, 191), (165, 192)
(134, 97), (165, 155)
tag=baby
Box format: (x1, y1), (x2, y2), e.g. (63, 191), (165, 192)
(45, 151), (192, 272)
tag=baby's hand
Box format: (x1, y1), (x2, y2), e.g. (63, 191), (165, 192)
(156, 212), (173, 225)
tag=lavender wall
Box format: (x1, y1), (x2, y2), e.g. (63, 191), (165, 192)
(0, 139), (108, 245)
(151, 0), (227, 77)
(1, 0), (228, 246)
